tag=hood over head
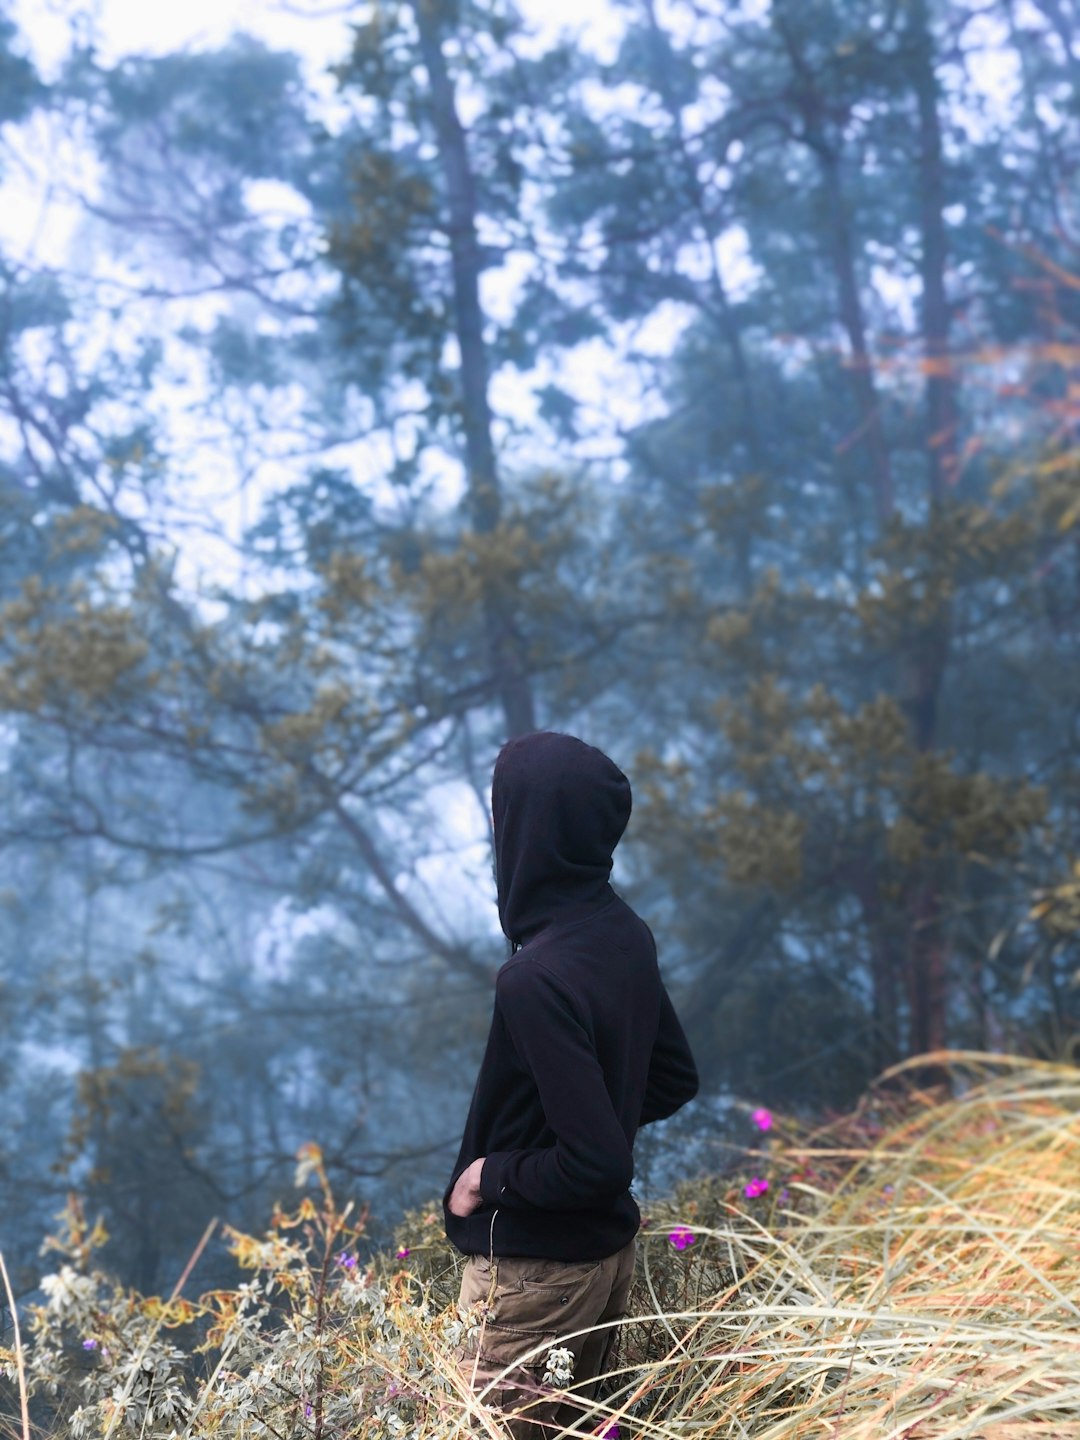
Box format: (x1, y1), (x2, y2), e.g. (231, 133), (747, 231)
(492, 730), (632, 948)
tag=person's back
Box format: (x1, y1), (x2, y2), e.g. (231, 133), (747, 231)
(443, 730), (699, 1436)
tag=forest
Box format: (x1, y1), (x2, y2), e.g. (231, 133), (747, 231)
(0, 2), (1078, 1425)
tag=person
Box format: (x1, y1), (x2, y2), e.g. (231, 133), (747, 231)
(443, 730), (699, 1438)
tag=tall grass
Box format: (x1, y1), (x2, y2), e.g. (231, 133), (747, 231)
(2, 1050), (1077, 1438)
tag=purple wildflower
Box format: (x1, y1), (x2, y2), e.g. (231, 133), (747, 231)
(750, 1107), (773, 1132)
(668, 1226), (695, 1250)
(395, 1246), (411, 1259)
(304, 1404), (313, 1418)
(82, 1338), (98, 1351)
(744, 1176), (769, 1198)
(336, 1250), (357, 1269)
(599, 1426), (620, 1439)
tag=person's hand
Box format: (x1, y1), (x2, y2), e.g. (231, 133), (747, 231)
(448, 1157), (486, 1217)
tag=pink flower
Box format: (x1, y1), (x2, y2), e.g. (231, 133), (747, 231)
(668, 1226), (695, 1250)
(395, 1246), (411, 1259)
(750, 1106), (773, 1131)
(744, 1176), (769, 1198)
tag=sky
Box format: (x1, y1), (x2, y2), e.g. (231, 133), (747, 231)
(14, 0), (626, 78)
(16, 0), (354, 73)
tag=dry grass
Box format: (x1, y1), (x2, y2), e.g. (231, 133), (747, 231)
(2, 1049), (1077, 1439)
(585, 1048), (1080, 1439)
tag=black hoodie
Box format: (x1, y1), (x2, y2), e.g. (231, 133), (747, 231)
(442, 731), (699, 1262)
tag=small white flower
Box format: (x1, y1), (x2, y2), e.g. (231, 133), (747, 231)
(40, 1267), (97, 1317)
(542, 1345), (575, 1386)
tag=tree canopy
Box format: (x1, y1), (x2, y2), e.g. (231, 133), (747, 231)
(0, 0), (1077, 1293)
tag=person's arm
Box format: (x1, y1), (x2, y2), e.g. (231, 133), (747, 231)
(639, 983), (699, 1126)
(478, 964), (634, 1211)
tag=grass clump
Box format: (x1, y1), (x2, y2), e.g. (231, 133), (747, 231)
(2, 1049), (1078, 1439)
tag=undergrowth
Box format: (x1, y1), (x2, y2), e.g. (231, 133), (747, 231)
(2, 1050), (1077, 1439)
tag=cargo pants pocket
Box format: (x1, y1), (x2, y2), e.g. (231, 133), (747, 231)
(456, 1255), (606, 1439)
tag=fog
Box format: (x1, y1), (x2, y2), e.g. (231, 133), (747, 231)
(0, 0), (1076, 1299)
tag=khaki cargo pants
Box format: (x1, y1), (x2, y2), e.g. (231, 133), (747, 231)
(453, 1236), (636, 1438)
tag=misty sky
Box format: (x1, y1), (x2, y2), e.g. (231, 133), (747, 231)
(13, 0), (625, 77)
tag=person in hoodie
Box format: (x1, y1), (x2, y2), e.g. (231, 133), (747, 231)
(443, 730), (699, 1437)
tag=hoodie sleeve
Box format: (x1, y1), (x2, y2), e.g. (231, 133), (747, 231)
(639, 983), (699, 1126)
(479, 963), (635, 1211)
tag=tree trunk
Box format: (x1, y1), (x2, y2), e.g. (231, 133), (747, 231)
(906, 0), (956, 1090)
(912, 0), (958, 502)
(772, 8), (902, 1054)
(813, 138), (894, 529)
(414, 0), (536, 739)
(641, 0), (763, 595)
(854, 865), (902, 1078)
(804, 107), (907, 1074)
(907, 886), (948, 1053)
(772, 3), (894, 530)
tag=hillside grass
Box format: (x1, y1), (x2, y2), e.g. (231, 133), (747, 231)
(2, 1049), (1077, 1439)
